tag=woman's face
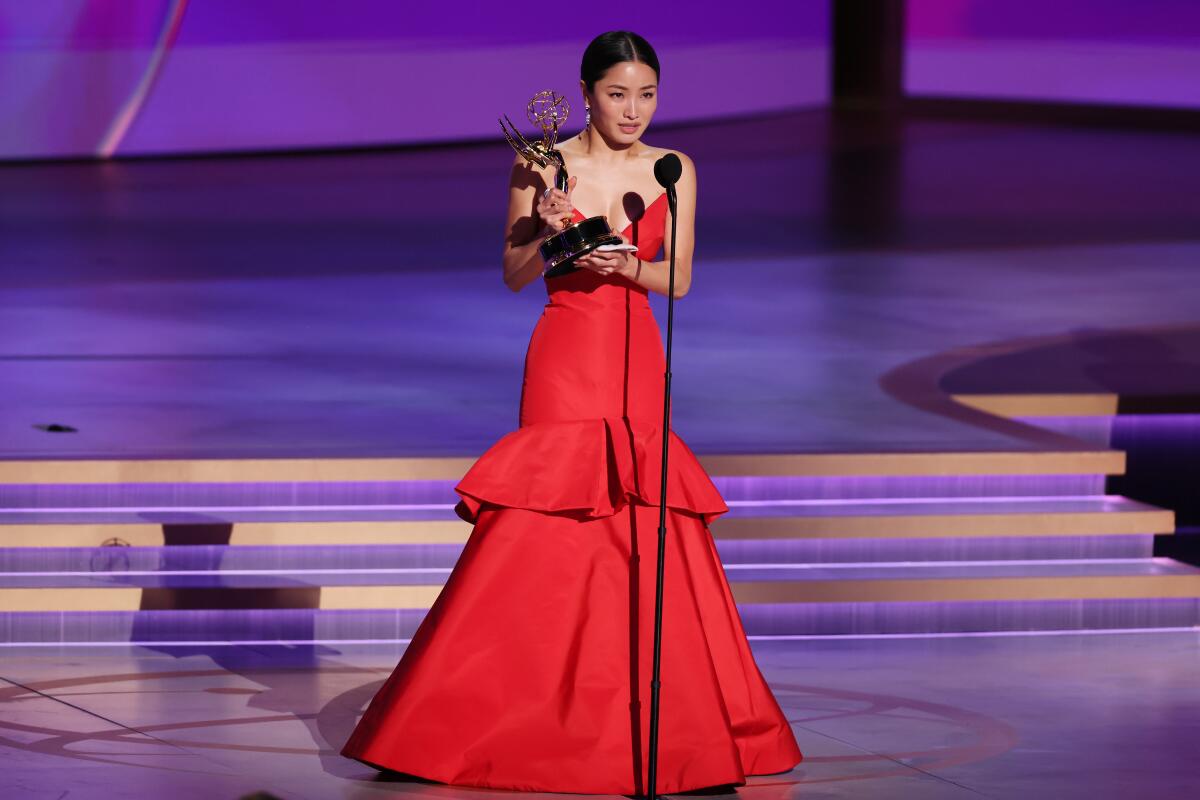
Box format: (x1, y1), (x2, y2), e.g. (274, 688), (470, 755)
(583, 60), (658, 142)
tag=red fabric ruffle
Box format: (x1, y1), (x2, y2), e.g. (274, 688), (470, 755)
(453, 416), (729, 526)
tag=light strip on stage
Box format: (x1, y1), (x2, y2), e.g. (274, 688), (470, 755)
(745, 627), (1200, 640)
(0, 567), (455, 577)
(725, 494), (1132, 507)
(0, 557), (1166, 577)
(0, 627), (1196, 647)
(2, 503), (458, 513)
(0, 493), (1137, 514)
(719, 557), (1164, 569)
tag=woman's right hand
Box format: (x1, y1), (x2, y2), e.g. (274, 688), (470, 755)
(536, 174), (577, 234)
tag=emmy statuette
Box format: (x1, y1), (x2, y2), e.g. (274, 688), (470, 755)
(500, 90), (626, 278)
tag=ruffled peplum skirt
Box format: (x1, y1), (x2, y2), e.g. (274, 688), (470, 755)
(340, 268), (803, 794)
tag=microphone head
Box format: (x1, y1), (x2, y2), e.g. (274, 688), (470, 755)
(654, 153), (683, 188)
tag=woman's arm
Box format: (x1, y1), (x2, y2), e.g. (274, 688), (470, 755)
(574, 150), (696, 299)
(502, 154), (576, 292)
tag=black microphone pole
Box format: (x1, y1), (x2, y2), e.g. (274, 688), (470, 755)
(647, 152), (682, 800)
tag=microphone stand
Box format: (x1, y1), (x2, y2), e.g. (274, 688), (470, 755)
(646, 173), (678, 800)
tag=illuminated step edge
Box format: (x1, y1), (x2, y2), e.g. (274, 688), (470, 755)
(0, 474), (1112, 505)
(3, 567), (1199, 612)
(0, 449), (1126, 484)
(0, 500), (1173, 548)
(952, 393), (1119, 418)
(0, 521), (470, 548)
(0, 536), (1160, 574)
(3, 600), (1197, 642)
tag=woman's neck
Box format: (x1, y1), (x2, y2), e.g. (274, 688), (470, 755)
(577, 127), (641, 165)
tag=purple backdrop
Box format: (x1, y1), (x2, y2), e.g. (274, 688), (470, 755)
(906, 0), (1200, 108)
(5, 2), (1198, 161)
(0, 1), (829, 160)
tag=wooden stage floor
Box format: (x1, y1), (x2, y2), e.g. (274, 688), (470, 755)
(2, 632), (1198, 799)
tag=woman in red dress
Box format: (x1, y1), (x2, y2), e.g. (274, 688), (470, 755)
(341, 31), (802, 795)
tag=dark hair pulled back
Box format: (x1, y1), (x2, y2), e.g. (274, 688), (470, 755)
(580, 31), (660, 93)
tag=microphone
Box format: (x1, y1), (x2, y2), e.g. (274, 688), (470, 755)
(653, 153), (682, 207)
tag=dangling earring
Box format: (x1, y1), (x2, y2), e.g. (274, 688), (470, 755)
(585, 105), (591, 132)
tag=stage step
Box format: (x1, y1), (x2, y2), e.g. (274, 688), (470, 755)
(1, 600), (1193, 644)
(2, 603), (1196, 644)
(1, 552), (1190, 589)
(0, 449), (1125, 484)
(0, 470), (1118, 513)
(0, 533), (1159, 574)
(716, 496), (1171, 538)
(0, 443), (1188, 640)
(2, 555), (1197, 610)
(3, 563), (1198, 643)
(0, 494), (1172, 547)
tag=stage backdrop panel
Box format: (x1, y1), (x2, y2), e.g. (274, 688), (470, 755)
(0, 0), (829, 160)
(906, 0), (1200, 109)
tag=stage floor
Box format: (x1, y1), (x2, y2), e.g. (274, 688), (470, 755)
(2, 631), (1197, 799)
(4, 109), (1200, 460)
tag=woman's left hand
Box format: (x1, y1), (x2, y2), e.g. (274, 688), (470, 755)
(575, 235), (636, 277)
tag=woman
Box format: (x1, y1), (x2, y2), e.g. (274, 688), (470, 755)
(341, 31), (803, 795)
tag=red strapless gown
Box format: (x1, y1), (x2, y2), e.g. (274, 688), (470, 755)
(341, 193), (803, 794)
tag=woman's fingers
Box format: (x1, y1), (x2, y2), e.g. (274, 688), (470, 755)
(539, 188), (572, 212)
(576, 250), (622, 274)
(537, 186), (574, 230)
